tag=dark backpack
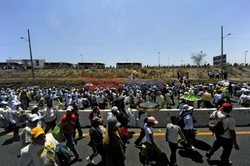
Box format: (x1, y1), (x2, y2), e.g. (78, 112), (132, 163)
(208, 111), (230, 135)
(55, 144), (71, 166)
(176, 114), (188, 129)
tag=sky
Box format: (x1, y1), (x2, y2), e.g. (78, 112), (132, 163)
(0, 0), (250, 67)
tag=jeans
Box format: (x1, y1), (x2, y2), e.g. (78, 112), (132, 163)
(44, 119), (56, 134)
(73, 119), (83, 138)
(169, 142), (178, 165)
(65, 134), (80, 158)
(134, 128), (145, 145)
(207, 135), (233, 162)
(145, 142), (154, 164)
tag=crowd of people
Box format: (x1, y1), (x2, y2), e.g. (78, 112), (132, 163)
(0, 79), (244, 165)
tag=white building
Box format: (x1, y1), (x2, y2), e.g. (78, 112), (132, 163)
(6, 59), (45, 68)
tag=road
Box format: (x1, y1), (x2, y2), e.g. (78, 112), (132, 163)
(0, 127), (249, 166)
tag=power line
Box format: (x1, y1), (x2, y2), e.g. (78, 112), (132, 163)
(0, 41), (25, 47)
(31, 37), (220, 45)
(229, 37), (250, 40)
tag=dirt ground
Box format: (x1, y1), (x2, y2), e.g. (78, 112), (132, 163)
(1, 66), (250, 88)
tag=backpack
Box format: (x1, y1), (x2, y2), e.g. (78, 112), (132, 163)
(208, 111), (230, 135)
(52, 123), (65, 143)
(176, 114), (188, 129)
(55, 144), (71, 166)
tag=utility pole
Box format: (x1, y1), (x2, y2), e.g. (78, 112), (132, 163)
(221, 26), (223, 66)
(245, 51), (249, 65)
(158, 52), (160, 66)
(28, 29), (35, 79)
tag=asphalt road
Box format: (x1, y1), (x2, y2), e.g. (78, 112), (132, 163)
(0, 127), (249, 166)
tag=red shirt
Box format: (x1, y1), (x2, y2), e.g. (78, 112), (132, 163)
(60, 114), (76, 134)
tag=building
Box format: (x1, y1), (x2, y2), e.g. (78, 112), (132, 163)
(0, 62), (23, 69)
(7, 59), (45, 69)
(44, 62), (73, 69)
(116, 62), (142, 68)
(77, 62), (105, 69)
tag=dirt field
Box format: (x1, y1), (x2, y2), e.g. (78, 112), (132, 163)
(0, 66), (250, 87)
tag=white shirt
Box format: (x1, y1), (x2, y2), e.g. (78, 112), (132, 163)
(210, 111), (235, 139)
(213, 93), (222, 104)
(19, 133), (58, 166)
(166, 123), (181, 144)
(20, 126), (32, 148)
(144, 123), (153, 144)
(43, 107), (57, 123)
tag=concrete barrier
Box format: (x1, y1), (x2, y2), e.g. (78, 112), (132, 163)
(1, 108), (250, 128)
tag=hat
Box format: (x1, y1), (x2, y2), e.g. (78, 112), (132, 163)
(12, 99), (21, 106)
(67, 106), (73, 112)
(182, 104), (193, 111)
(28, 114), (39, 122)
(0, 101), (8, 105)
(31, 126), (45, 138)
(92, 117), (102, 124)
(107, 117), (121, 128)
(31, 105), (38, 111)
(147, 116), (158, 125)
(219, 103), (233, 113)
(111, 106), (120, 114)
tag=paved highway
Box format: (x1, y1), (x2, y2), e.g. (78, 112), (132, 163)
(0, 127), (249, 166)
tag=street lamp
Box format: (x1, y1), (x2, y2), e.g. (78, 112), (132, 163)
(80, 54), (83, 62)
(245, 51), (249, 65)
(221, 26), (231, 66)
(158, 52), (160, 66)
(20, 29), (34, 79)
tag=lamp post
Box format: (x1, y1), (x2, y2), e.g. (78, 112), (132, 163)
(21, 29), (35, 79)
(158, 51), (160, 66)
(245, 51), (249, 65)
(80, 54), (83, 62)
(221, 26), (231, 66)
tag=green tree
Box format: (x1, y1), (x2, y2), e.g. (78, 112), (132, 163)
(191, 51), (207, 66)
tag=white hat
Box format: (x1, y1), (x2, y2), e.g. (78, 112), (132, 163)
(182, 104), (193, 111)
(67, 106), (73, 112)
(111, 106), (120, 113)
(0, 101), (8, 105)
(12, 99), (21, 105)
(28, 114), (39, 122)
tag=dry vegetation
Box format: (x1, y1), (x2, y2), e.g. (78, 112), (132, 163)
(0, 66), (250, 87)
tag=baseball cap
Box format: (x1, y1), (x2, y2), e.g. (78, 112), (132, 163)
(31, 126), (45, 138)
(107, 117), (121, 128)
(147, 116), (158, 125)
(111, 106), (120, 114)
(28, 114), (39, 122)
(67, 106), (73, 112)
(219, 103), (233, 113)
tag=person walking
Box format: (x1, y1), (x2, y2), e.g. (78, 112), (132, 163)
(181, 104), (195, 150)
(134, 110), (147, 146)
(144, 116), (158, 166)
(206, 103), (239, 165)
(103, 117), (125, 166)
(43, 101), (57, 134)
(86, 117), (105, 165)
(19, 126), (58, 166)
(166, 116), (186, 166)
(60, 106), (82, 162)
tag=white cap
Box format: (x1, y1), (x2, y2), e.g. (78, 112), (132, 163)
(28, 114), (39, 122)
